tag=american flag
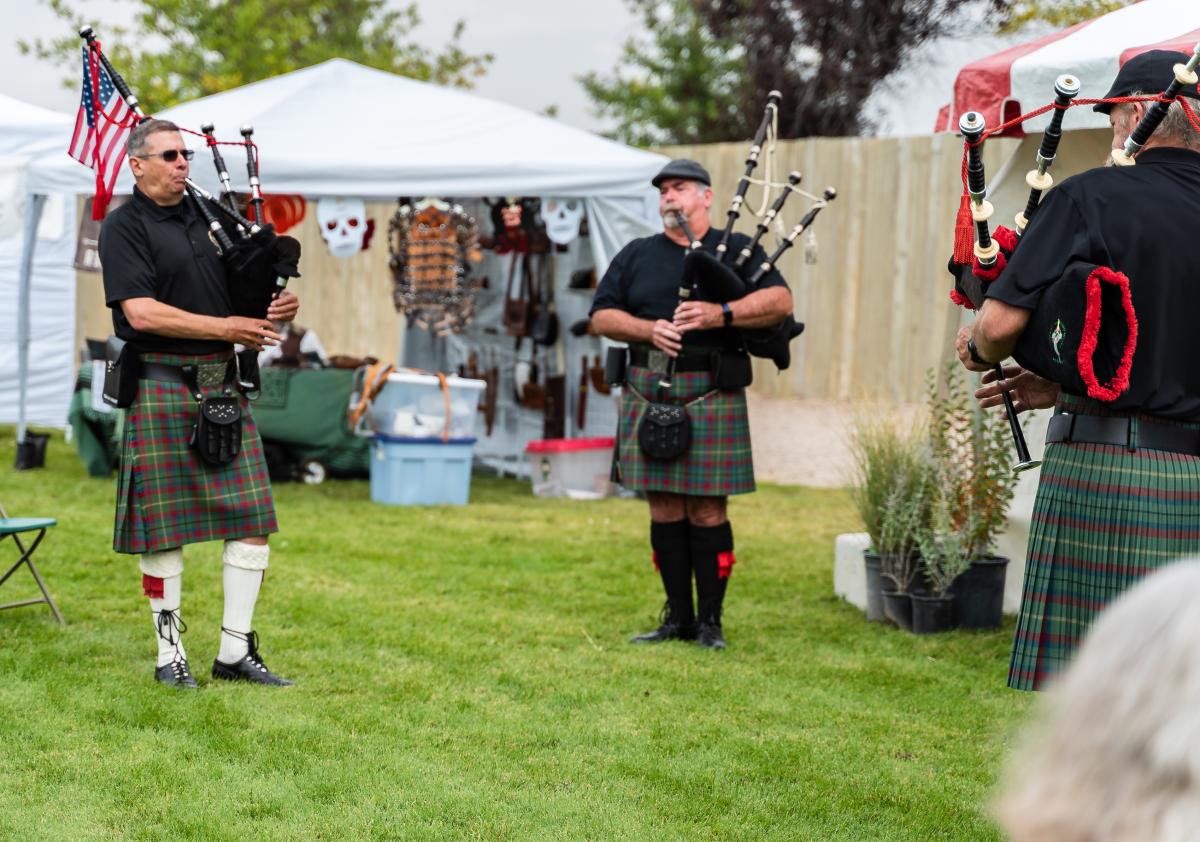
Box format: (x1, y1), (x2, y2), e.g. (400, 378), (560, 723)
(69, 47), (134, 219)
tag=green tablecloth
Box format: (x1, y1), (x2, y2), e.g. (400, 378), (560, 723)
(253, 367), (370, 476)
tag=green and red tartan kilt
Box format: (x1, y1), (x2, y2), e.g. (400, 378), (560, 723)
(113, 350), (278, 555)
(1009, 393), (1200, 691)
(615, 364), (755, 497)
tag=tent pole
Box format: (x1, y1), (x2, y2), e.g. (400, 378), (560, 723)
(16, 193), (47, 446)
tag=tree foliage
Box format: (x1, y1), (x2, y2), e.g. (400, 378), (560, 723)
(20, 0), (493, 109)
(999, 0), (1132, 32)
(578, 0), (747, 146)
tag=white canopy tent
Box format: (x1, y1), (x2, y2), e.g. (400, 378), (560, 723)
(14, 59), (668, 444)
(936, 2), (1200, 610)
(0, 95), (74, 433)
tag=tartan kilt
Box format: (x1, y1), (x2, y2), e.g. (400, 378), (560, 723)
(615, 364), (755, 497)
(113, 350), (278, 554)
(1009, 393), (1200, 691)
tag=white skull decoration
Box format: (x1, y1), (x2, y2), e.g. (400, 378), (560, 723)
(541, 197), (584, 245)
(317, 197), (370, 257)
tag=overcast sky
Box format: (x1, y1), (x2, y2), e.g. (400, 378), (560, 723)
(0, 0), (1022, 137)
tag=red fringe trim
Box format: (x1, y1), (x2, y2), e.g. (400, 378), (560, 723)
(1078, 266), (1137, 402)
(992, 224), (1018, 254)
(953, 193), (974, 265)
(973, 248), (1007, 282)
(651, 552), (660, 573)
(717, 551), (736, 580)
(142, 574), (164, 599)
(949, 288), (976, 310)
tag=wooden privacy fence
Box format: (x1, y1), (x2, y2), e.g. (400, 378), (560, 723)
(74, 134), (1015, 404)
(664, 135), (1016, 403)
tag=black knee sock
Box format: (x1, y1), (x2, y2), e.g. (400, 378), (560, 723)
(650, 519), (693, 625)
(691, 522), (735, 625)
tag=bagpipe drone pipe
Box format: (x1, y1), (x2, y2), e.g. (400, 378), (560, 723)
(78, 27), (301, 320)
(674, 91), (837, 374)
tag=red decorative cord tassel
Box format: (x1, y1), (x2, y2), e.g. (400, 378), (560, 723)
(953, 191), (975, 265)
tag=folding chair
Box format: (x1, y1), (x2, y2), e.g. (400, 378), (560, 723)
(0, 502), (66, 625)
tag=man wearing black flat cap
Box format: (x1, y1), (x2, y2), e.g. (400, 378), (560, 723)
(954, 48), (1200, 691)
(590, 158), (793, 650)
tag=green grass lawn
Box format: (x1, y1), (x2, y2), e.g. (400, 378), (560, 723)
(0, 430), (1033, 841)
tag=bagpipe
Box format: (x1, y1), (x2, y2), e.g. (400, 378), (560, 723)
(77, 27), (300, 319)
(947, 45), (1200, 463)
(667, 91), (837, 382)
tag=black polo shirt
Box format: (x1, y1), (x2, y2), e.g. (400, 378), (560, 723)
(590, 227), (788, 350)
(99, 186), (234, 354)
(987, 147), (1200, 419)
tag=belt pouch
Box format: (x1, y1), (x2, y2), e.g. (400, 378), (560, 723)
(182, 364), (243, 467)
(102, 335), (139, 408)
(638, 396), (691, 460)
(714, 351), (753, 390)
(604, 346), (627, 387)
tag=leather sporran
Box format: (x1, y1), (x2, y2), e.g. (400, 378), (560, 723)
(102, 335), (139, 409)
(191, 396), (243, 466)
(638, 402), (691, 461)
(181, 364), (243, 467)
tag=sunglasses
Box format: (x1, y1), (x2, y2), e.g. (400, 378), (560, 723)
(136, 148), (195, 163)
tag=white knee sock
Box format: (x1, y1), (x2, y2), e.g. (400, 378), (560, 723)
(141, 549), (186, 668)
(218, 541), (269, 664)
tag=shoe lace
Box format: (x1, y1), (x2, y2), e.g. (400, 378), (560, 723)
(221, 627), (270, 674)
(155, 609), (188, 662)
(169, 657), (192, 681)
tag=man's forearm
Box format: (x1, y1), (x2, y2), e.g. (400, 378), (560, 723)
(971, 299), (1031, 362)
(591, 309), (655, 344)
(122, 298), (230, 342)
(730, 287), (794, 328)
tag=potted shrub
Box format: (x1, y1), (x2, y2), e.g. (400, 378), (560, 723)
(927, 364), (1021, 629)
(913, 479), (974, 634)
(849, 416), (919, 623)
(875, 449), (932, 632)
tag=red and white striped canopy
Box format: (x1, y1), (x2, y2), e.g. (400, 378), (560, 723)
(938, 0), (1200, 136)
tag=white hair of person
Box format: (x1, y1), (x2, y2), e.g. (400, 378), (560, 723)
(1120, 94), (1200, 150)
(996, 559), (1200, 842)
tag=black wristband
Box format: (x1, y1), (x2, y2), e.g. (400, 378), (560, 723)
(967, 337), (990, 366)
(721, 302), (733, 328)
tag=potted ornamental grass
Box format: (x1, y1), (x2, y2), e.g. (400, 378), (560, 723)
(849, 415), (928, 624)
(927, 364), (1021, 629)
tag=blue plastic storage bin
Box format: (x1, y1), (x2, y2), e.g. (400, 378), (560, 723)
(370, 435), (477, 506)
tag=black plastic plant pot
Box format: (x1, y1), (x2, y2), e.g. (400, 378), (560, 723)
(14, 432), (50, 471)
(953, 557), (1009, 630)
(863, 551), (886, 623)
(881, 589), (913, 632)
(911, 591), (957, 634)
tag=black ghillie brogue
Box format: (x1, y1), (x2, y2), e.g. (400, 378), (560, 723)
(154, 657), (198, 689)
(211, 629), (294, 686)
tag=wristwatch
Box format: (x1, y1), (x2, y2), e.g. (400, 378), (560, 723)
(721, 302), (734, 328)
(966, 337), (990, 366)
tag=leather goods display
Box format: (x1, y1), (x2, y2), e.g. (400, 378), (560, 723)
(503, 253), (533, 338)
(389, 200), (482, 335)
(530, 255), (559, 346)
(102, 335), (139, 409)
(181, 363), (242, 467)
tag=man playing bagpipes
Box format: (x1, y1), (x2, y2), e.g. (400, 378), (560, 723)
(953, 49), (1200, 690)
(101, 117), (299, 689)
(589, 159), (795, 649)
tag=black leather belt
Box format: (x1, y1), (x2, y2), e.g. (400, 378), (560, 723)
(141, 363), (188, 383)
(1046, 413), (1200, 456)
(628, 347), (715, 372)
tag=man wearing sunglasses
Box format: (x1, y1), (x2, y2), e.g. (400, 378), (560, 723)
(99, 118), (301, 689)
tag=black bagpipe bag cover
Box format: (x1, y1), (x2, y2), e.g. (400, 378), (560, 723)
(1012, 260), (1138, 407)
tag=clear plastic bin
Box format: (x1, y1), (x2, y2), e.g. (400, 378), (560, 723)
(367, 371), (486, 439)
(524, 438), (617, 499)
(370, 435), (476, 506)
